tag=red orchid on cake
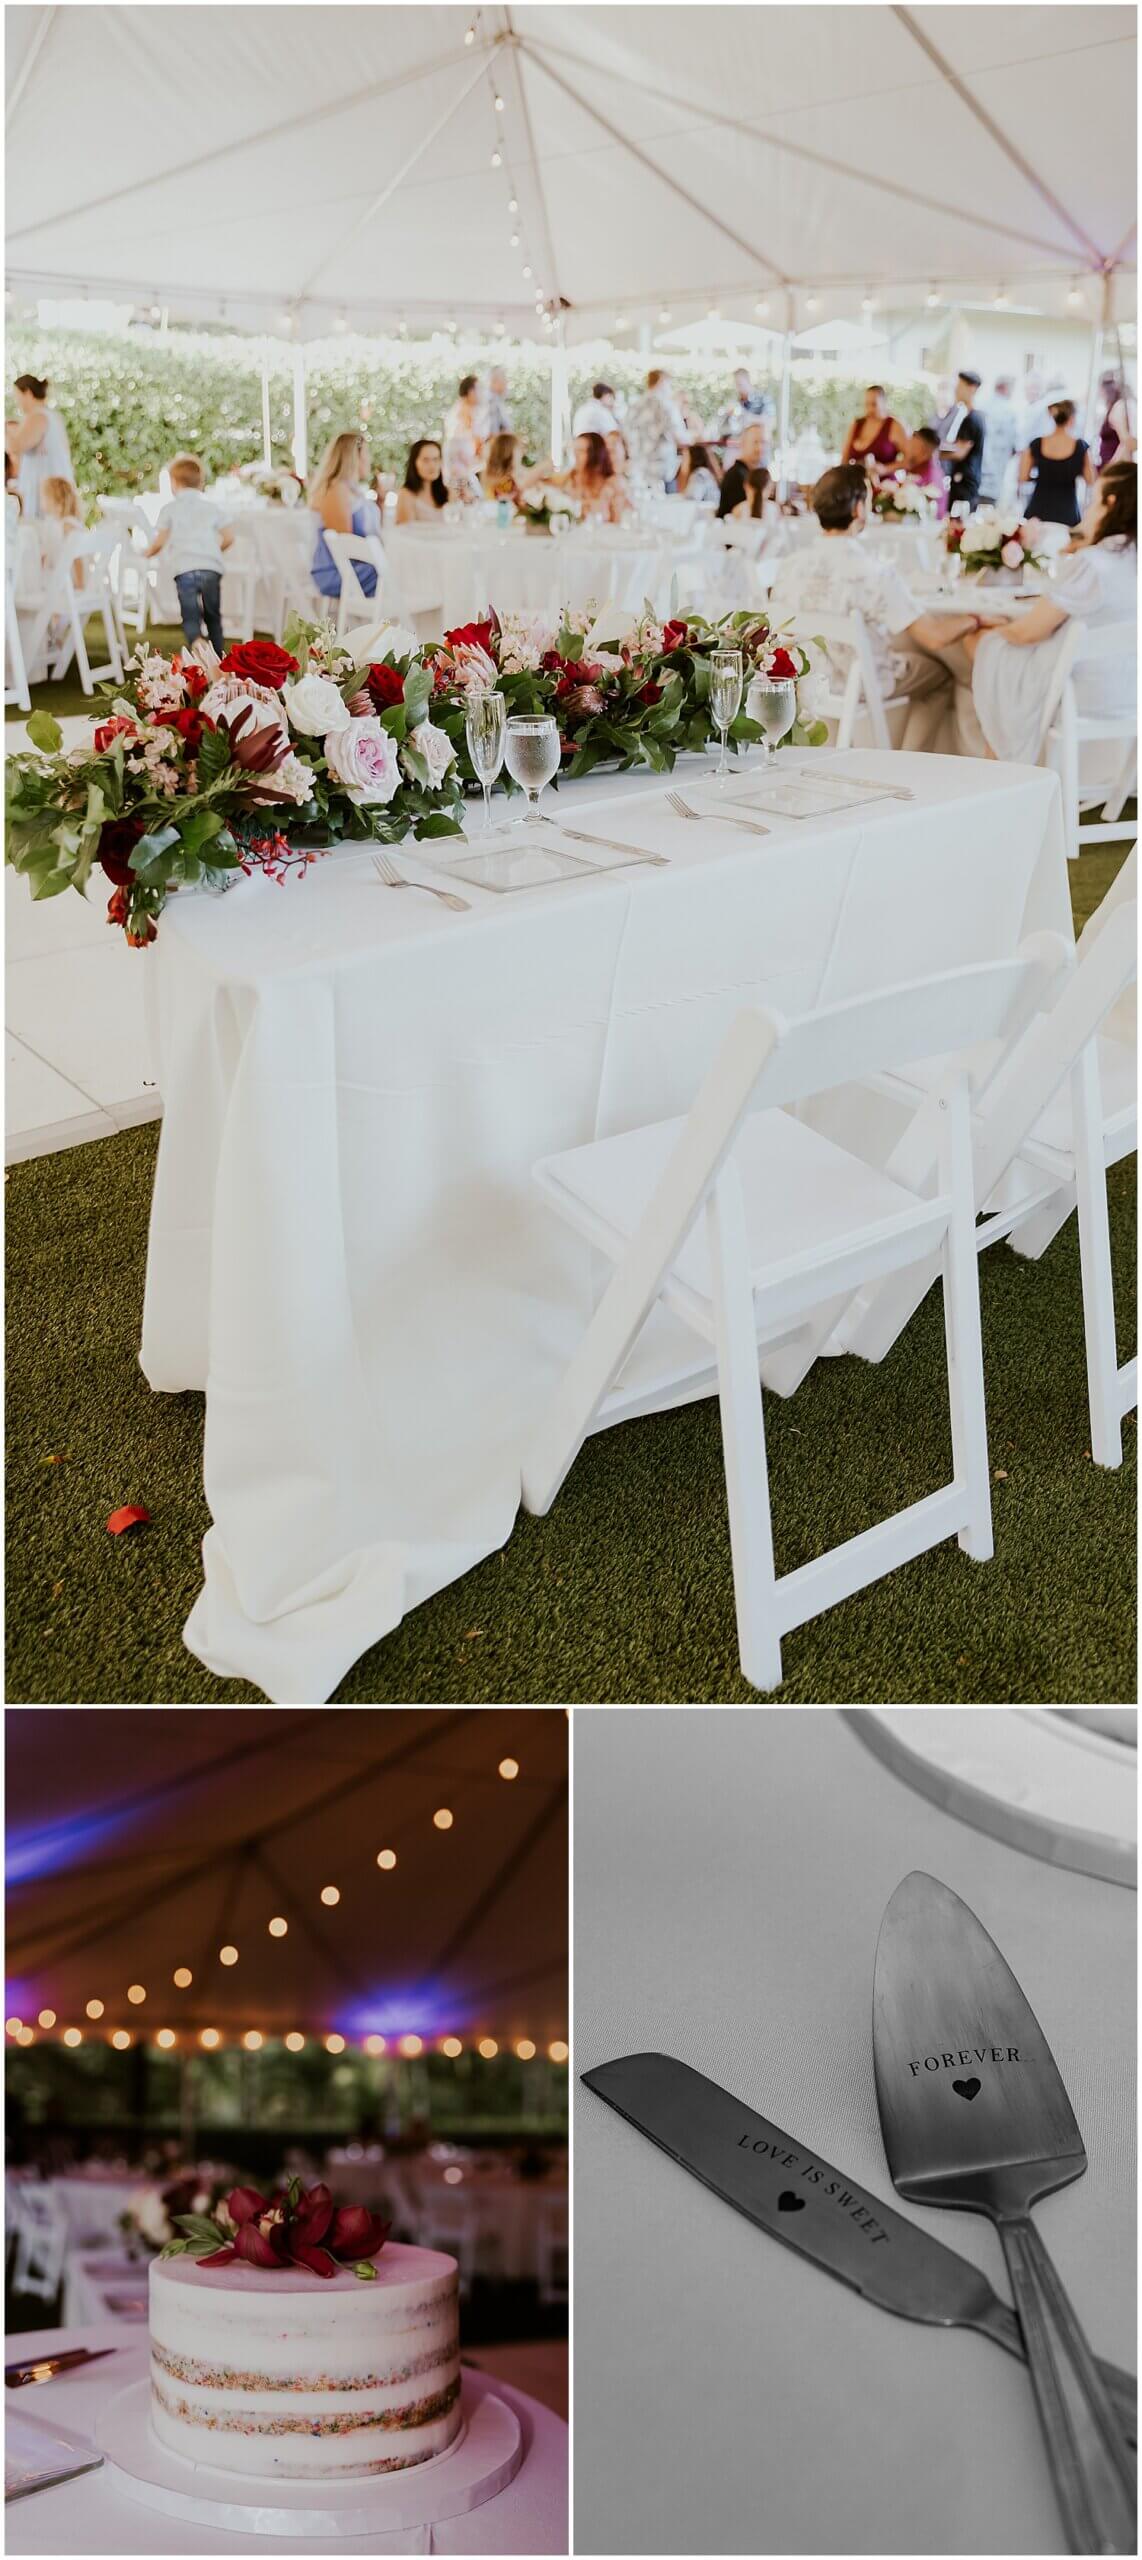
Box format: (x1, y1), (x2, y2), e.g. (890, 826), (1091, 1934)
(161, 2176), (390, 2280)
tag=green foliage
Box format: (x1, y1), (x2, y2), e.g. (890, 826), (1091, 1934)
(8, 326), (934, 505)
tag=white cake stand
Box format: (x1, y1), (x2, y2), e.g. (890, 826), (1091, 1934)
(95, 2378), (522, 2538)
(845, 1708), (1136, 1887)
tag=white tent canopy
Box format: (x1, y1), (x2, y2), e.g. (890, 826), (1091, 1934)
(5, 3), (1136, 340)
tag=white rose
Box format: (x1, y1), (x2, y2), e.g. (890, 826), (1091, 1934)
(283, 672), (351, 736)
(402, 719), (456, 791)
(323, 715), (400, 804)
(347, 621), (418, 671)
(1001, 540), (1025, 570)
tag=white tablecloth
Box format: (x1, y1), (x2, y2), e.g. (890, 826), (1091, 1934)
(324, 2162), (568, 2285)
(140, 750), (1070, 1702)
(4, 2324), (566, 2555)
(61, 2247), (148, 2328)
(573, 1708), (1135, 2557)
(384, 524), (691, 635)
(45, 2176), (147, 2248)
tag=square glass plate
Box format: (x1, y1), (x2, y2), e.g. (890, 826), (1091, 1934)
(432, 836), (609, 894)
(5, 2409), (103, 2502)
(716, 773), (904, 820)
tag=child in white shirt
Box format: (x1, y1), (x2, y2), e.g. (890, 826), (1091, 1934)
(146, 453), (234, 656)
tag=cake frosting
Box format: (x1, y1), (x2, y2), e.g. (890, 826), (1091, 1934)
(149, 2242), (462, 2477)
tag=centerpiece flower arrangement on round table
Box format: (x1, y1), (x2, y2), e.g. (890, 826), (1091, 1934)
(6, 608), (826, 945)
(945, 507), (1048, 580)
(872, 475), (935, 522)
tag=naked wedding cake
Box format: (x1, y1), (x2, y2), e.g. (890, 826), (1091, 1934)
(148, 2183), (461, 2479)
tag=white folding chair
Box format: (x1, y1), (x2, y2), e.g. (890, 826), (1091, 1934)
(5, 564), (31, 710)
(535, 2201), (569, 2307)
(11, 2182), (67, 2303)
(789, 607), (906, 749)
(838, 878), (1136, 1467)
(522, 942), (1063, 1693)
(220, 537), (258, 642)
(1039, 620), (1137, 861)
(324, 530), (387, 636)
(100, 501), (160, 638)
(19, 530), (123, 694)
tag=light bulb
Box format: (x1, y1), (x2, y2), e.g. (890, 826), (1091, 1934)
(433, 1808), (453, 1830)
(201, 2028), (221, 2048)
(320, 1885), (340, 1906)
(399, 2033), (423, 2057)
(658, 308), (672, 324)
(63, 2027), (83, 2046)
(156, 2028), (176, 2049)
(548, 2039), (569, 2063)
(243, 2030), (263, 2051)
(285, 2031), (305, 2052)
(491, 148), (502, 168)
(478, 2037), (498, 2059)
(442, 2036), (463, 2057)
(173, 1968), (192, 1988)
(220, 1945), (238, 1965)
(5, 2017), (22, 2037)
(494, 93), (504, 111)
(112, 2029), (131, 2050)
(37, 2009), (55, 2029)
(376, 1848), (397, 1870)
(268, 1917), (288, 1938)
(325, 2033), (345, 2054)
(498, 1757), (519, 1780)
(127, 1984), (146, 2004)
(86, 1998), (104, 2019)
(364, 2033), (386, 2055)
(516, 2038), (536, 2060)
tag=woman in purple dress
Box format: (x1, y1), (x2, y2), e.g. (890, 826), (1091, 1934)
(840, 385), (907, 479)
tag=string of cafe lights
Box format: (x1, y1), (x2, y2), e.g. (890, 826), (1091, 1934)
(483, 57), (553, 339)
(5, 1744), (567, 2064)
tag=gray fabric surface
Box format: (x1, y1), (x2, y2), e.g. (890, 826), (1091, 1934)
(573, 1709), (1136, 2555)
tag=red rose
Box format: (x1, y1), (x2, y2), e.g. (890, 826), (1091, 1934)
(218, 640), (299, 691)
(444, 619), (496, 657)
(768, 648), (797, 682)
(661, 620), (689, 652)
(98, 816), (145, 886)
(94, 715), (137, 754)
(364, 662), (405, 712)
(638, 680), (663, 706)
(172, 656), (208, 699)
(166, 703), (210, 751)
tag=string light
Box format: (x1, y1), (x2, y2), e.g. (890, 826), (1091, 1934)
(399, 2033), (423, 2057)
(85, 1998), (104, 2019)
(494, 92), (504, 111)
(268, 1918), (288, 1938)
(173, 1968), (192, 1988)
(433, 1808), (453, 1831)
(364, 2033), (386, 2055)
(127, 1984), (146, 2004)
(5, 2017), (23, 2037)
(325, 2033), (346, 2054)
(707, 306), (720, 321)
(491, 147), (502, 167)
(806, 294), (821, 315)
(37, 2009), (55, 2029)
(522, 265), (532, 281)
(200, 2028), (221, 2049)
(861, 292), (875, 313)
(516, 2038), (536, 2060)
(659, 308), (673, 324)
(1067, 283), (1084, 308)
(498, 1757), (519, 1780)
(478, 2037), (498, 2060)
(442, 2036), (463, 2058)
(156, 2029), (176, 2049)
(926, 286), (940, 307)
(319, 1886), (340, 1906)
(285, 2031), (305, 2052)
(549, 2040), (569, 2063)
(63, 2027), (83, 2046)
(111, 2030), (131, 2051)
(220, 1944), (239, 1965)
(243, 2030), (263, 2051)
(376, 1848), (397, 1870)
(994, 286), (1010, 308)
(17, 2026), (34, 2045)
(464, 19), (476, 42)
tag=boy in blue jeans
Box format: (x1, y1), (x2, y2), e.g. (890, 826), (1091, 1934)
(145, 453), (234, 655)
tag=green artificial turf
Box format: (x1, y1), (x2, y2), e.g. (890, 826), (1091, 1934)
(6, 664), (1137, 1703)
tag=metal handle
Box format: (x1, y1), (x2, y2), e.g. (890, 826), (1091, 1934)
(999, 2215), (1136, 2554)
(979, 2299), (1137, 2450)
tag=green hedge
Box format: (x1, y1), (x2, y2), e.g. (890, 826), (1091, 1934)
(8, 328), (934, 502)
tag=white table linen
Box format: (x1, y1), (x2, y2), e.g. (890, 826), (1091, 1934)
(47, 2175), (147, 2248)
(61, 2247), (148, 2327)
(140, 751), (1070, 1702)
(323, 2161), (568, 2285)
(384, 524), (692, 636)
(4, 2325), (566, 2556)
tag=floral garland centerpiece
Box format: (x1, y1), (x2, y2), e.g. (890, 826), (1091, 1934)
(945, 507), (1047, 581)
(159, 2177), (390, 2281)
(872, 474), (936, 522)
(5, 619), (465, 946)
(429, 605), (827, 786)
(517, 483), (581, 535)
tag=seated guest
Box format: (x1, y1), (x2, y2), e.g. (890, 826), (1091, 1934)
(962, 460), (1136, 761)
(573, 380), (618, 438)
(677, 441), (722, 506)
(481, 433), (556, 505)
(1017, 398), (1095, 530)
(841, 385), (907, 477)
(442, 374), (485, 501)
(605, 425), (631, 484)
(560, 431), (629, 523)
(768, 463), (984, 749)
(395, 438), (448, 523)
(38, 475), (84, 579)
(716, 421), (771, 518)
(310, 431), (379, 600)
(902, 425), (947, 515)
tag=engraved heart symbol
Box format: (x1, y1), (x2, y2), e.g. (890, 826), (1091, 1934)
(952, 2076), (981, 2101)
(777, 2190), (805, 2212)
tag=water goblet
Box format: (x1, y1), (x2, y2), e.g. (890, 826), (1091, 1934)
(709, 647), (744, 783)
(747, 673), (797, 761)
(503, 714), (561, 828)
(465, 689), (507, 834)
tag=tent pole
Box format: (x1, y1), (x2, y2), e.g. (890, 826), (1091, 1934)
(549, 318), (568, 471)
(291, 341), (308, 482)
(1084, 269), (1113, 446)
(778, 292), (795, 498)
(261, 340), (272, 467)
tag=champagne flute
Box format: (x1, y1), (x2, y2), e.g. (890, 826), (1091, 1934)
(503, 713), (561, 828)
(748, 674), (797, 762)
(465, 689), (507, 834)
(710, 647), (743, 783)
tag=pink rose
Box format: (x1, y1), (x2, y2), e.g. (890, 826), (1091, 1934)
(1001, 540), (1024, 570)
(323, 716), (400, 805)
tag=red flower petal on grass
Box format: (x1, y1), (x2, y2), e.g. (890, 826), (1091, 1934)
(106, 1505), (151, 1535)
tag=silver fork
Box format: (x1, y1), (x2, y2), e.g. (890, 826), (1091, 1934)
(666, 789), (769, 840)
(371, 850), (470, 911)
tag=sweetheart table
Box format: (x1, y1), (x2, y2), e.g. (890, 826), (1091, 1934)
(383, 522), (696, 635)
(5, 2325), (566, 2554)
(139, 750), (1071, 1702)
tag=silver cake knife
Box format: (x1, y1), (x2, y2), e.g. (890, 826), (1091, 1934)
(582, 2053), (1136, 2442)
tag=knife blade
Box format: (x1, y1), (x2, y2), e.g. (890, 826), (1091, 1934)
(5, 2346), (116, 2388)
(873, 1872), (1136, 2554)
(582, 2052), (1135, 2443)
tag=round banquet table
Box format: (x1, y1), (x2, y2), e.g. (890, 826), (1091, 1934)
(4, 2324), (566, 2556)
(383, 521), (693, 635)
(573, 1708), (1136, 2558)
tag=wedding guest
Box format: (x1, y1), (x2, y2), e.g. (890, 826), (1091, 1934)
(716, 421), (771, 518)
(676, 441), (722, 506)
(560, 431), (629, 522)
(38, 476), (84, 582)
(1096, 371), (1136, 466)
(309, 430), (378, 601)
(481, 432), (553, 504)
(768, 463), (984, 748)
(482, 366), (512, 440)
(840, 385), (907, 477)
(144, 452), (235, 656)
(979, 375), (1019, 504)
(938, 368), (986, 511)
(442, 374), (485, 499)
(395, 438), (448, 523)
(626, 369), (687, 492)
(5, 372), (74, 518)
(962, 460), (1136, 761)
(572, 381), (618, 438)
(605, 425), (631, 483)
(716, 366), (772, 444)
(1017, 369), (1051, 449)
(903, 425), (947, 514)
(1018, 399), (1094, 530)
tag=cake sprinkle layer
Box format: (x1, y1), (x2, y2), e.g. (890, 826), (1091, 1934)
(151, 2335), (460, 2392)
(152, 2375), (461, 2438)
